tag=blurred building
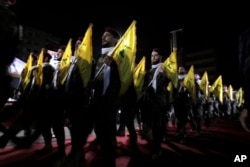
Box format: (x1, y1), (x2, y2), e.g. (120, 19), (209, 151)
(16, 25), (61, 61)
(185, 49), (219, 83)
(8, 25), (61, 89)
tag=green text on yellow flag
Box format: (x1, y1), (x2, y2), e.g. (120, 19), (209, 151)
(210, 75), (223, 104)
(76, 23), (93, 88)
(162, 50), (178, 88)
(59, 38), (72, 85)
(133, 56), (146, 100)
(183, 65), (196, 104)
(21, 53), (33, 91)
(109, 20), (137, 95)
(199, 71), (209, 100)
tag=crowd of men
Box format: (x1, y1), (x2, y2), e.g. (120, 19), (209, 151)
(1, 1), (250, 167)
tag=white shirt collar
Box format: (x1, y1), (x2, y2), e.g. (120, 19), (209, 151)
(102, 47), (115, 56)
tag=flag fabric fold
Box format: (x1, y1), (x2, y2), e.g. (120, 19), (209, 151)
(21, 53), (33, 91)
(76, 23), (93, 88)
(183, 65), (196, 104)
(199, 71), (209, 100)
(210, 75), (223, 104)
(35, 48), (44, 88)
(235, 87), (244, 107)
(162, 50), (178, 88)
(133, 56), (146, 100)
(109, 20), (137, 95)
(59, 38), (72, 85)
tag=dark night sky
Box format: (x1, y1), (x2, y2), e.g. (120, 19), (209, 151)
(10, 1), (250, 88)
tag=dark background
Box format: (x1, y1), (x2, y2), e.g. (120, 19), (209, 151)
(9, 1), (250, 88)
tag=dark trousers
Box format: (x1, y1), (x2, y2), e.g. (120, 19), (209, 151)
(91, 94), (118, 167)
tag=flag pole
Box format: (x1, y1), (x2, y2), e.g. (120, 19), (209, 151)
(169, 28), (183, 34)
(170, 28), (183, 65)
(170, 28), (183, 51)
(93, 63), (105, 80)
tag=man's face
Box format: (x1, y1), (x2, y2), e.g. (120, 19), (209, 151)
(151, 51), (161, 65)
(178, 66), (186, 74)
(75, 40), (82, 50)
(56, 48), (64, 60)
(102, 32), (118, 48)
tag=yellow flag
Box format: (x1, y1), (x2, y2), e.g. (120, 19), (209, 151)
(199, 71), (209, 100)
(133, 56), (146, 100)
(236, 87), (243, 107)
(109, 20), (137, 95)
(227, 84), (233, 101)
(162, 50), (178, 88)
(76, 23), (93, 88)
(35, 48), (44, 87)
(21, 53), (33, 91)
(59, 38), (72, 85)
(210, 75), (223, 104)
(183, 65), (196, 104)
